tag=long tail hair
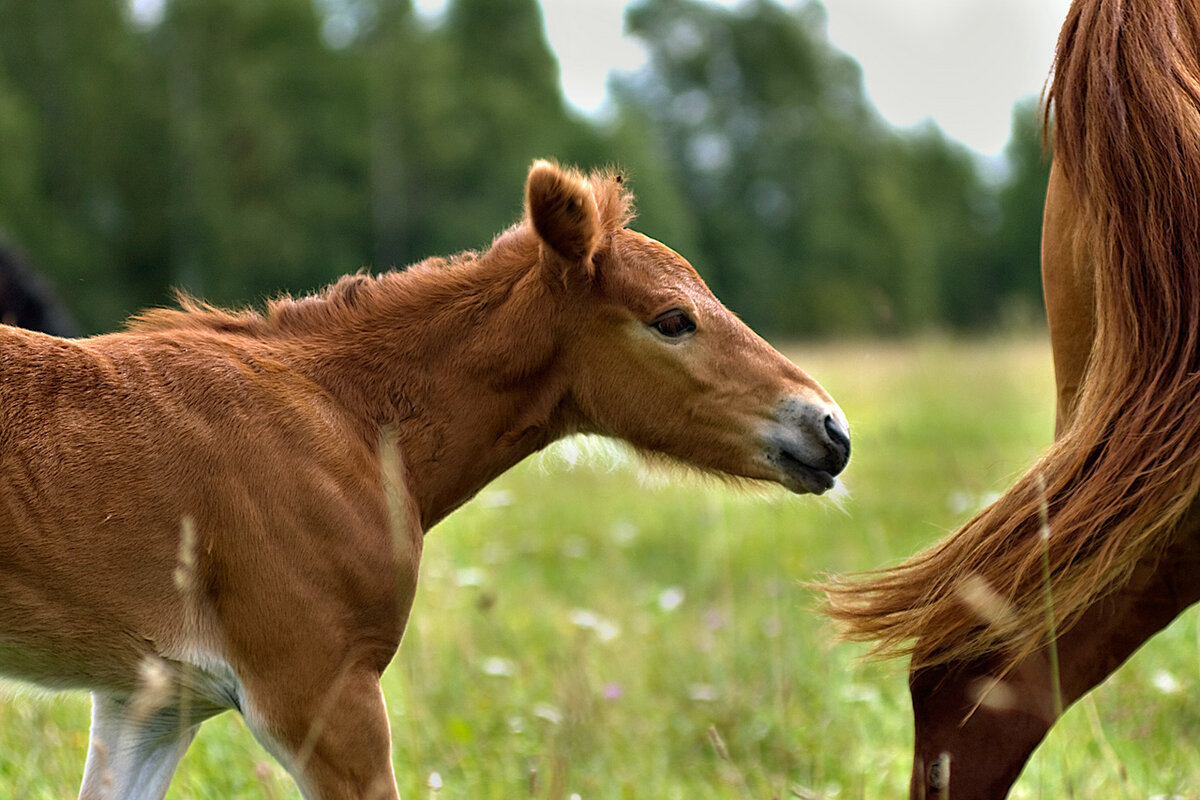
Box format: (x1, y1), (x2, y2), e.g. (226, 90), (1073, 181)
(824, 0), (1200, 669)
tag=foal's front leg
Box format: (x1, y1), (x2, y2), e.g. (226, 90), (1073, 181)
(908, 525), (1200, 800)
(79, 692), (207, 800)
(242, 664), (400, 800)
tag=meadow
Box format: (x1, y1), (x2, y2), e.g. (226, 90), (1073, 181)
(2, 337), (1199, 799)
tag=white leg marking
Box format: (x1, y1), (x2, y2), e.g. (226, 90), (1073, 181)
(78, 692), (207, 800)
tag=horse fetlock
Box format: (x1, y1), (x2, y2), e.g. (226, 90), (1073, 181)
(927, 752), (950, 795)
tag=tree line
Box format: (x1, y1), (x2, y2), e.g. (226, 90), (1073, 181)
(0, 0), (1050, 336)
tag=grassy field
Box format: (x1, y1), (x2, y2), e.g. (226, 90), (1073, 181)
(3, 336), (1200, 798)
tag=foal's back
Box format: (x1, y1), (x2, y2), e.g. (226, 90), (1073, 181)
(0, 323), (392, 694)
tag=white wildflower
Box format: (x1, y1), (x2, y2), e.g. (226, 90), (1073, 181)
(657, 586), (685, 612)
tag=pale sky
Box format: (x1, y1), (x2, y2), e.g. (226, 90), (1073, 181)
(530, 0), (1075, 157)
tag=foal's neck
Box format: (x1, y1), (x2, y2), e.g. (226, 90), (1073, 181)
(294, 245), (574, 529)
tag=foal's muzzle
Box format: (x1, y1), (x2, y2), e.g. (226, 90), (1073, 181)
(764, 398), (850, 495)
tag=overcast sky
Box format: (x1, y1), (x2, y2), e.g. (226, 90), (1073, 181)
(528, 0), (1074, 157)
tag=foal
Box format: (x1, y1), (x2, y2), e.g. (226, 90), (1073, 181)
(0, 160), (849, 799)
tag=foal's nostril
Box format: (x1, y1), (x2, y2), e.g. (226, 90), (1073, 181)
(823, 414), (851, 467)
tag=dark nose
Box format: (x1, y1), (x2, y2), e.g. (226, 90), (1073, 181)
(823, 414), (851, 472)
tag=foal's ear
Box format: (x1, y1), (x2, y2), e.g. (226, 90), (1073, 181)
(526, 159), (600, 277)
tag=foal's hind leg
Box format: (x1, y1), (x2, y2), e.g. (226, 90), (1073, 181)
(907, 521), (1200, 799)
(78, 692), (204, 800)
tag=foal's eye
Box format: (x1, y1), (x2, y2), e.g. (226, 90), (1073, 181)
(651, 309), (697, 338)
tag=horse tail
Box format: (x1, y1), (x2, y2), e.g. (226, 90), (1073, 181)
(823, 0), (1200, 669)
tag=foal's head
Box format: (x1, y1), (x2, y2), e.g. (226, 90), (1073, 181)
(525, 160), (848, 494)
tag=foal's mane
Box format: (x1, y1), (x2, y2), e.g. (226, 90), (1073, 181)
(127, 167), (635, 339)
(825, 0), (1200, 669)
(126, 262), (454, 338)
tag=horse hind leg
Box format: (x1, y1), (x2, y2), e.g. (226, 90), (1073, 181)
(78, 692), (205, 800)
(1041, 160), (1096, 437)
(908, 519), (1200, 799)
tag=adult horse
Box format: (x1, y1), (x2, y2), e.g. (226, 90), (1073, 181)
(0, 236), (78, 336)
(0, 160), (849, 799)
(826, 0), (1200, 797)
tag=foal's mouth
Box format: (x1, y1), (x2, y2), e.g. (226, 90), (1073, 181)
(763, 410), (850, 495)
(775, 448), (838, 495)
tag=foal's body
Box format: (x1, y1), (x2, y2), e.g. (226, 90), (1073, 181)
(0, 161), (848, 798)
(2, 320), (413, 795)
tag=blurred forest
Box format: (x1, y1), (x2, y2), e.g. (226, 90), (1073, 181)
(0, 0), (1050, 336)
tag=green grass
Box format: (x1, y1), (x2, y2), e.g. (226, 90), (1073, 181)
(4, 336), (1200, 798)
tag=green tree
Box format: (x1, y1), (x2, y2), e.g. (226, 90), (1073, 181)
(154, 0), (371, 306)
(614, 0), (997, 335)
(362, 0), (611, 270)
(0, 0), (160, 329)
(948, 97), (1051, 329)
(0, 0), (1051, 337)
